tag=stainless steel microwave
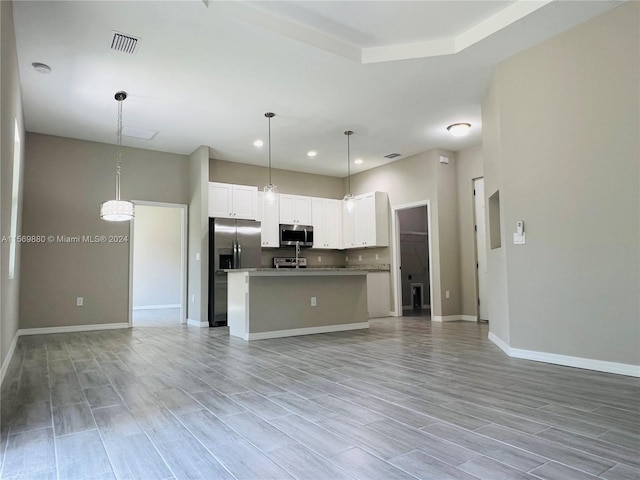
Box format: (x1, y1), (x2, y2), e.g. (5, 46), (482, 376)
(279, 224), (313, 247)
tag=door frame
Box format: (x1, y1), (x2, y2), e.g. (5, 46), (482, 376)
(391, 200), (434, 317)
(128, 200), (188, 326)
(473, 177), (488, 321)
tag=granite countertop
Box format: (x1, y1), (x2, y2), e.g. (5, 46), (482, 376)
(222, 264), (390, 273)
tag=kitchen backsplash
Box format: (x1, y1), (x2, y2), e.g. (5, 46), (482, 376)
(261, 246), (391, 268)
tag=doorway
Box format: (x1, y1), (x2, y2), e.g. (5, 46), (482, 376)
(129, 202), (187, 327)
(473, 178), (489, 321)
(393, 203), (432, 318)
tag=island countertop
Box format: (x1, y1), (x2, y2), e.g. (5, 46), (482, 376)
(223, 268), (367, 276)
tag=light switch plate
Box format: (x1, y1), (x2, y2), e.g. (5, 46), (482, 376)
(513, 232), (526, 245)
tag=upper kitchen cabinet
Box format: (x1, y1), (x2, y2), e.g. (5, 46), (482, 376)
(279, 194), (312, 225)
(343, 192), (389, 248)
(312, 198), (342, 249)
(256, 191), (280, 247)
(208, 182), (257, 220)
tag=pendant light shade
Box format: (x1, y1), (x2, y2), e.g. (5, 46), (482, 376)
(100, 91), (134, 221)
(263, 112), (278, 203)
(344, 130), (355, 213)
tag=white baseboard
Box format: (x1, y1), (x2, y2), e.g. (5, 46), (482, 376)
(133, 304), (180, 311)
(1, 333), (20, 385)
(488, 332), (640, 377)
(433, 315), (478, 322)
(18, 323), (130, 336)
(2, 322), (129, 385)
(243, 322), (370, 341)
(187, 318), (210, 328)
(488, 332), (511, 354)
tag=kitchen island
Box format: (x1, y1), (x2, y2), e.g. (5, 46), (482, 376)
(226, 268), (369, 340)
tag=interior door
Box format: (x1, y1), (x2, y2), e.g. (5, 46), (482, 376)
(474, 178), (489, 321)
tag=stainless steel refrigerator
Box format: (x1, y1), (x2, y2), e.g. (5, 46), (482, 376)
(208, 218), (262, 327)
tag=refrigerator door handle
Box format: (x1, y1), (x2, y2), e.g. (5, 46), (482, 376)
(232, 240), (237, 269)
(237, 241), (242, 268)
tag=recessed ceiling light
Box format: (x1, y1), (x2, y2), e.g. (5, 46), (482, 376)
(447, 123), (471, 137)
(354, 158), (363, 165)
(253, 140), (263, 147)
(32, 62), (51, 74)
(307, 151), (317, 158)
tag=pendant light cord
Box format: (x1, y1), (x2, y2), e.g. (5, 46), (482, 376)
(347, 133), (351, 195)
(115, 97), (123, 201)
(268, 114), (272, 185)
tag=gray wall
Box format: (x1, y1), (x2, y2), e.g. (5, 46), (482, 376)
(132, 205), (182, 308)
(20, 134), (189, 329)
(1, 0), (25, 372)
(483, 2), (639, 365)
(456, 145), (483, 318)
(348, 148), (461, 317)
(210, 158), (344, 199)
(188, 146), (209, 323)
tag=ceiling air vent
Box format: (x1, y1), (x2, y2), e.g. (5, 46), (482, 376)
(384, 153), (401, 159)
(110, 31), (140, 54)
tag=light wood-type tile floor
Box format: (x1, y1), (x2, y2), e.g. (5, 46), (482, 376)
(1, 317), (638, 479)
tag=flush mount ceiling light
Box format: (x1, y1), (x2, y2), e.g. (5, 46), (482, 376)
(354, 158), (363, 165)
(307, 151), (317, 158)
(447, 122), (471, 137)
(253, 139), (263, 147)
(263, 112), (278, 203)
(343, 130), (355, 213)
(100, 91), (135, 221)
(32, 62), (51, 74)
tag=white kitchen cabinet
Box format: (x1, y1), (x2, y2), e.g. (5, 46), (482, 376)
(279, 194), (312, 225)
(312, 198), (342, 249)
(342, 191), (389, 248)
(208, 182), (257, 220)
(256, 192), (280, 247)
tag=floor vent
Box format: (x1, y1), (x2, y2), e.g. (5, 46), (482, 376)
(384, 153), (401, 159)
(111, 31), (140, 54)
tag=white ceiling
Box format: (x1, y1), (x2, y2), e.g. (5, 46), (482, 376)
(13, 0), (620, 177)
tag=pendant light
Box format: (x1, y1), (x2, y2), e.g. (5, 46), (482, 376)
(100, 91), (135, 221)
(263, 112), (278, 203)
(343, 130), (355, 213)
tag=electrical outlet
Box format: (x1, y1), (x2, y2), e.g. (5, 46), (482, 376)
(317, 256), (322, 262)
(345, 256), (349, 262)
(76, 297), (83, 307)
(191, 294), (196, 303)
(375, 254), (379, 260)
(196, 252), (201, 261)
(445, 290), (450, 299)
(358, 255), (362, 261)
(311, 296), (317, 307)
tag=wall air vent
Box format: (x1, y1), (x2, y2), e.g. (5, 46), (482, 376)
(384, 153), (401, 159)
(110, 31), (140, 54)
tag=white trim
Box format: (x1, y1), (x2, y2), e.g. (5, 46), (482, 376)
(432, 315), (477, 322)
(391, 201), (434, 319)
(187, 318), (210, 328)
(18, 323), (129, 336)
(243, 322), (370, 341)
(489, 332), (640, 377)
(1, 333), (20, 385)
(129, 201), (189, 326)
(488, 331), (511, 355)
(132, 304), (181, 311)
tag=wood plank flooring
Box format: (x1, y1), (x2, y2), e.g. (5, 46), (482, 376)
(1, 317), (638, 479)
